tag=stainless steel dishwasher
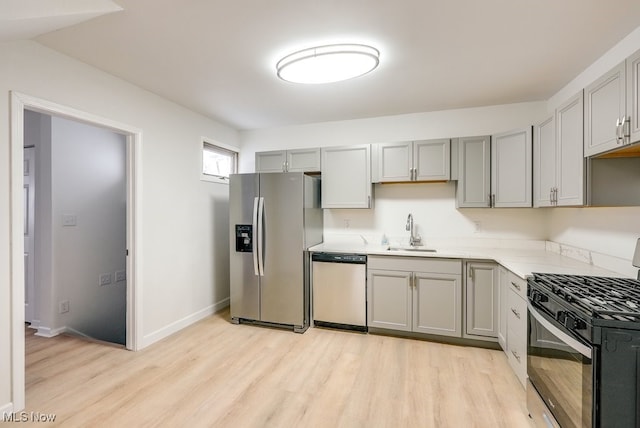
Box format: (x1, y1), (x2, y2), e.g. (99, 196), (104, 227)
(311, 252), (367, 331)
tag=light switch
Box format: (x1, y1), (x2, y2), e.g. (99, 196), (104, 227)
(62, 214), (77, 227)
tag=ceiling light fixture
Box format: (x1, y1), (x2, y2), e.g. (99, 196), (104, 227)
(276, 43), (380, 84)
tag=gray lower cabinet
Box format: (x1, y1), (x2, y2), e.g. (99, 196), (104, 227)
(367, 256), (462, 338)
(497, 266), (508, 350)
(465, 261), (498, 339)
(504, 271), (528, 387)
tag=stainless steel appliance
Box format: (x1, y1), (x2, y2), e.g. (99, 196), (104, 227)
(229, 172), (323, 333)
(527, 273), (640, 427)
(311, 252), (367, 331)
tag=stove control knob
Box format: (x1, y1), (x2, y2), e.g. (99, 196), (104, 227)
(574, 318), (587, 331)
(557, 311), (567, 324)
(532, 291), (548, 303)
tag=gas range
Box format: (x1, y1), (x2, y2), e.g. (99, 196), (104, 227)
(527, 272), (640, 427)
(528, 273), (640, 343)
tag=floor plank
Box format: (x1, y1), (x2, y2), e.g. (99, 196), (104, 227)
(23, 309), (533, 427)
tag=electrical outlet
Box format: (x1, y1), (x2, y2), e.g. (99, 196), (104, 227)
(473, 221), (482, 233)
(59, 300), (69, 314)
(115, 270), (126, 282)
(344, 219), (351, 229)
(62, 214), (77, 227)
(99, 273), (112, 286)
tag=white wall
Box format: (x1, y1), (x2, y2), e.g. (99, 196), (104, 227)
(51, 115), (127, 344)
(545, 26), (640, 263)
(239, 101), (546, 172)
(549, 25), (640, 111)
(240, 101), (549, 244)
(0, 40), (238, 411)
(324, 183), (547, 246)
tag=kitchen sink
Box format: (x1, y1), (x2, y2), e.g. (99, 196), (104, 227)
(388, 246), (437, 253)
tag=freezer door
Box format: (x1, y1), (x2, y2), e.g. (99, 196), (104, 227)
(259, 172), (305, 326)
(229, 174), (260, 321)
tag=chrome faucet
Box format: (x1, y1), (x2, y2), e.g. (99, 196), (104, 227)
(406, 213), (422, 246)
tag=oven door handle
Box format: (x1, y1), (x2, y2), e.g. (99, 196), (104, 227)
(528, 303), (592, 359)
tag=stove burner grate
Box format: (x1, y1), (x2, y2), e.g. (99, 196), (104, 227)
(531, 273), (640, 322)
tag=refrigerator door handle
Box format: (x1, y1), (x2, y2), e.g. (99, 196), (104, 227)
(257, 196), (265, 276)
(252, 196), (259, 276)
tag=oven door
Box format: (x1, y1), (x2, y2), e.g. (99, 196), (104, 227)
(527, 302), (593, 428)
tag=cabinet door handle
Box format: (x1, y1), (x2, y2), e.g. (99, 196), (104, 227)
(511, 308), (521, 319)
(616, 117), (625, 144)
(511, 350), (521, 362)
(623, 116), (630, 144)
(510, 281), (521, 291)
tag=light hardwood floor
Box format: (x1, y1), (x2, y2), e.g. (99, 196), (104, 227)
(24, 309), (533, 427)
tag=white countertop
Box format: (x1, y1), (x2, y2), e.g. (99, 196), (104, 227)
(308, 241), (628, 279)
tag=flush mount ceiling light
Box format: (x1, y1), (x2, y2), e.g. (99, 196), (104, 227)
(276, 44), (380, 84)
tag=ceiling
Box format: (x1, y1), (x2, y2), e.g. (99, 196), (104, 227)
(25, 1), (640, 130)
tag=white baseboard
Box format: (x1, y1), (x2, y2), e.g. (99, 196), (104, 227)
(34, 325), (66, 338)
(140, 298), (229, 349)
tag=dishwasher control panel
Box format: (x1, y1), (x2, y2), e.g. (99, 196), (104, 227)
(311, 253), (366, 264)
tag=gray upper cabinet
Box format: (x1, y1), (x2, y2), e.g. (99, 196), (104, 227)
(376, 139), (450, 182)
(533, 114), (556, 207)
(584, 61), (627, 157)
(628, 49), (640, 144)
(414, 139), (450, 181)
(534, 92), (585, 207)
(456, 136), (491, 208)
(321, 144), (372, 209)
(376, 141), (412, 182)
(465, 261), (498, 339)
(256, 148), (320, 173)
(491, 128), (532, 208)
(556, 92), (585, 206)
(255, 150), (287, 173)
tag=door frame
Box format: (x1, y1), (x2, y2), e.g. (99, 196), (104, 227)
(9, 91), (143, 411)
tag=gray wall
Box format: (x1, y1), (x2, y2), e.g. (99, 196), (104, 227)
(51, 115), (127, 344)
(25, 111), (127, 344)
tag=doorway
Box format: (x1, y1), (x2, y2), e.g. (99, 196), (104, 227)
(24, 110), (128, 345)
(9, 91), (141, 411)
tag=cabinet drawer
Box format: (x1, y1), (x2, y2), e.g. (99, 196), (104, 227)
(368, 256), (461, 275)
(507, 324), (527, 387)
(507, 271), (527, 300)
(506, 288), (527, 388)
(507, 288), (527, 332)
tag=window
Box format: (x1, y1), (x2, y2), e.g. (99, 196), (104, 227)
(202, 139), (238, 183)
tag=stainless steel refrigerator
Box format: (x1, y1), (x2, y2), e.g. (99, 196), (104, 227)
(229, 172), (323, 333)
